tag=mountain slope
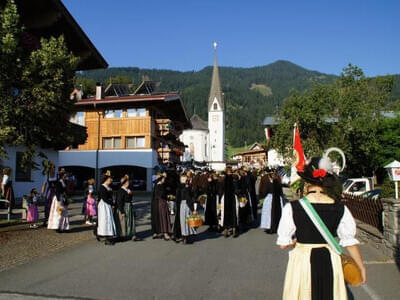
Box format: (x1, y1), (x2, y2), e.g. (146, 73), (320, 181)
(77, 61), (398, 146)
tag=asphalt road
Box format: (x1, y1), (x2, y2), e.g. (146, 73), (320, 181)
(0, 204), (399, 300)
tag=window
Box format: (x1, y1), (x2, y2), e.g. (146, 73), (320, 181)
(70, 111), (85, 126)
(127, 108), (146, 117)
(213, 103), (218, 110)
(136, 136), (145, 147)
(15, 152), (31, 182)
(104, 110), (122, 118)
(126, 136), (146, 148)
(103, 137), (122, 149)
(350, 182), (366, 193)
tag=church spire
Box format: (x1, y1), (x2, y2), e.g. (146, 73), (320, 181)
(208, 42), (224, 111)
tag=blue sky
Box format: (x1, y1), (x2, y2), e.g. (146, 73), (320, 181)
(63, 0), (399, 76)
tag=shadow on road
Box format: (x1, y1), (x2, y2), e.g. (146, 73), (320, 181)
(195, 230), (222, 242)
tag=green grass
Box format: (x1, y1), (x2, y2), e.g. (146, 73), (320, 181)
(226, 145), (248, 160)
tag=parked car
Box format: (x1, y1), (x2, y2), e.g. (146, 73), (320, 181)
(360, 189), (382, 201)
(343, 178), (374, 196)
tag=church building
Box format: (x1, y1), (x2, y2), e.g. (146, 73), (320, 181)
(180, 42), (226, 170)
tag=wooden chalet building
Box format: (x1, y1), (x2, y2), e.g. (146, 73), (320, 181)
(60, 82), (191, 191)
(232, 143), (267, 169)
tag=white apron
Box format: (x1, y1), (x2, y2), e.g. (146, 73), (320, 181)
(97, 199), (116, 237)
(47, 195), (69, 231)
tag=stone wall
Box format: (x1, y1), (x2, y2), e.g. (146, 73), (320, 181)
(356, 198), (400, 262)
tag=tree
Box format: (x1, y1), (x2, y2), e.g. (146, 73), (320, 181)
(0, 0), (80, 167)
(271, 64), (394, 176)
(333, 65), (394, 176)
(271, 84), (337, 164)
(372, 115), (400, 182)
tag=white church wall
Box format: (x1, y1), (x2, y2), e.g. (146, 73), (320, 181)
(180, 129), (209, 162)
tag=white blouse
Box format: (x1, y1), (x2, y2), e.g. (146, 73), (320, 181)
(1, 175), (9, 185)
(276, 203), (359, 247)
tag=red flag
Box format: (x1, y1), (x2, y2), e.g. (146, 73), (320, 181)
(293, 124), (305, 172)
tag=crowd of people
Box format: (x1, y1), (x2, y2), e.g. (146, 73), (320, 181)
(149, 165), (285, 244)
(15, 162), (285, 245)
(2, 158), (367, 299)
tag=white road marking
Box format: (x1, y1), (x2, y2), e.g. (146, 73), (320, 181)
(361, 284), (382, 300)
(363, 260), (395, 265)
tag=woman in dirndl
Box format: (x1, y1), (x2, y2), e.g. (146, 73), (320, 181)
(115, 175), (141, 242)
(156, 173), (172, 241)
(204, 172), (219, 232)
(47, 171), (70, 232)
(41, 164), (57, 226)
(176, 174), (196, 244)
(97, 171), (116, 245)
(277, 157), (366, 300)
(261, 171), (286, 234)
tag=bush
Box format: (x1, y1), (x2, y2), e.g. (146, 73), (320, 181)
(381, 176), (396, 198)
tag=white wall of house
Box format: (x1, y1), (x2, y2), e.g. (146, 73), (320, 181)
(180, 129), (209, 162)
(1, 146), (59, 199)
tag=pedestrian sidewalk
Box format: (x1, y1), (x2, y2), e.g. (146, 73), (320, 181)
(0, 195), (152, 273)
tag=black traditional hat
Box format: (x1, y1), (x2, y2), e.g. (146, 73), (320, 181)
(298, 157), (343, 200)
(297, 157), (327, 185)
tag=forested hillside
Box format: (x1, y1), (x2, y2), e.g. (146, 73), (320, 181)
(76, 60), (399, 147)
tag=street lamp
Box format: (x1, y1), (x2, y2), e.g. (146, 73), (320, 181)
(384, 160), (400, 199)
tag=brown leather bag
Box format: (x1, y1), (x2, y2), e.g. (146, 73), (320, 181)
(341, 253), (363, 286)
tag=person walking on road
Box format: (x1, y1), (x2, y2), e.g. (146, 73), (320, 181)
(47, 170), (70, 233)
(277, 157), (366, 300)
(97, 171), (116, 245)
(176, 174), (196, 244)
(116, 175), (141, 242)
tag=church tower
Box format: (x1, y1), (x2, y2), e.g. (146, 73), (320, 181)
(208, 42), (225, 169)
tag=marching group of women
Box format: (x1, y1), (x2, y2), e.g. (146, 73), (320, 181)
(32, 166), (141, 244)
(150, 166), (285, 243)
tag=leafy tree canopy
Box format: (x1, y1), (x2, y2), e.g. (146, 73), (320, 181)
(271, 64), (395, 177)
(0, 0), (80, 168)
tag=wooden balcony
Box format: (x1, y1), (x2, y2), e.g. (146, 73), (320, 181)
(155, 118), (181, 137)
(78, 112), (154, 150)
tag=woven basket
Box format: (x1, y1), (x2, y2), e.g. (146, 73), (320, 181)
(187, 218), (203, 228)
